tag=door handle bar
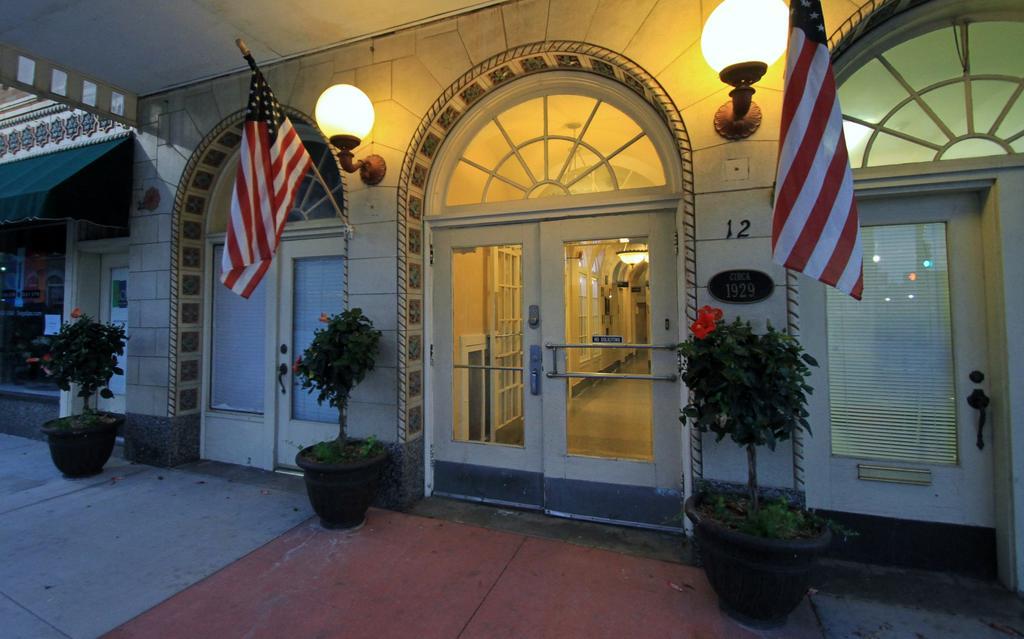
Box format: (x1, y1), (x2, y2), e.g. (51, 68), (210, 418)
(452, 364), (524, 372)
(544, 342), (677, 350)
(546, 371), (677, 382)
(544, 342), (677, 380)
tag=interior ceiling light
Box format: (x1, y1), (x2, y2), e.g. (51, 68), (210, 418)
(617, 247), (649, 265)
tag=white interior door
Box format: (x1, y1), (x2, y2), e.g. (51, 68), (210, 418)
(275, 237), (346, 467)
(804, 191), (993, 527)
(97, 254), (128, 415)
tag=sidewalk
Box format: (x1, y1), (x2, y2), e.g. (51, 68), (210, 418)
(5, 432), (1022, 638)
(104, 509), (820, 639)
(0, 433), (312, 639)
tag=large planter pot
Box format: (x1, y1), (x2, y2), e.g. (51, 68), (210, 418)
(296, 445), (388, 530)
(685, 493), (831, 627)
(40, 414), (122, 478)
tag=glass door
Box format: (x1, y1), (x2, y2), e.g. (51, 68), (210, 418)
(275, 238), (346, 468)
(539, 212), (681, 528)
(432, 223), (543, 505)
(431, 212), (682, 527)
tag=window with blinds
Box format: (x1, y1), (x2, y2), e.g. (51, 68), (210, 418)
(211, 245), (266, 413)
(826, 223), (958, 465)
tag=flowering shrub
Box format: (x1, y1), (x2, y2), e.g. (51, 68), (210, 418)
(44, 309), (127, 414)
(678, 306), (817, 511)
(294, 308), (381, 452)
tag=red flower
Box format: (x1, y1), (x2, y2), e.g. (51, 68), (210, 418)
(698, 305), (723, 322)
(42, 353), (52, 362)
(319, 312), (329, 323)
(70, 307), (82, 319)
(690, 315), (716, 340)
(292, 356), (302, 374)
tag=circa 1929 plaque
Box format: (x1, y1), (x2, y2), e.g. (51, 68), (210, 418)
(707, 269), (774, 304)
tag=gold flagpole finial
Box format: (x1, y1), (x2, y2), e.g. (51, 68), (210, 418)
(235, 38), (252, 58)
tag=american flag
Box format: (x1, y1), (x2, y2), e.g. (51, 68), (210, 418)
(221, 58), (313, 298)
(772, 0), (863, 300)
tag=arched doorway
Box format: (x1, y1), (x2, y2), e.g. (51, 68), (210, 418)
(411, 57), (691, 529)
(803, 2), (1024, 583)
(170, 111), (349, 470)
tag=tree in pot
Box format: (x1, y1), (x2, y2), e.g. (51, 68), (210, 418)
(39, 308), (127, 477)
(293, 308), (385, 530)
(678, 305), (828, 627)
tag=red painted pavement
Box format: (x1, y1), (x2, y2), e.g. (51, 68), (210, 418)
(105, 509), (822, 639)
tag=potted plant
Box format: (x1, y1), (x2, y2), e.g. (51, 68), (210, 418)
(293, 308), (386, 530)
(39, 308), (127, 477)
(679, 305), (829, 627)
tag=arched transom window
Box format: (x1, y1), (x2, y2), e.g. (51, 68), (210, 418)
(840, 21), (1024, 169)
(445, 93), (667, 207)
(207, 121), (344, 234)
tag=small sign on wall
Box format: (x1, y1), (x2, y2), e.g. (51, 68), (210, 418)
(44, 314), (61, 335)
(707, 270), (774, 304)
(592, 335), (623, 344)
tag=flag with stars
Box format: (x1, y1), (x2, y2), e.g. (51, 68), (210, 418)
(772, 0), (863, 299)
(221, 56), (313, 298)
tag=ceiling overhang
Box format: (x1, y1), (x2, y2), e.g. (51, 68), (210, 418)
(0, 0), (500, 126)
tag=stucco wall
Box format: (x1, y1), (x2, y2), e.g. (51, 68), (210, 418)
(126, 0), (865, 486)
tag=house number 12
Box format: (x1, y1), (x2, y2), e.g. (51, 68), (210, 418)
(726, 219), (751, 239)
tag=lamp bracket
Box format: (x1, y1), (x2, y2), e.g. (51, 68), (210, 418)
(329, 134), (387, 185)
(718, 61), (768, 88)
(714, 99), (763, 140)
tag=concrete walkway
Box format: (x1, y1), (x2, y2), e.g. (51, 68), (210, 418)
(0, 434), (312, 639)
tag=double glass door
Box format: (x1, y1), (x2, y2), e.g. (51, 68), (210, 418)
(432, 212), (682, 528)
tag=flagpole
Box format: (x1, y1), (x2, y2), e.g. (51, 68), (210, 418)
(235, 38), (351, 235)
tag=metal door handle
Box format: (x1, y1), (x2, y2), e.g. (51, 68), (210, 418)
(967, 388), (990, 450)
(277, 363), (288, 395)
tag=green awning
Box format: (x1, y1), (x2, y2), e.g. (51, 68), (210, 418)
(0, 137), (133, 227)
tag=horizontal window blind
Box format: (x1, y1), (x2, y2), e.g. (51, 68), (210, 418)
(211, 245), (266, 414)
(292, 256), (345, 423)
(826, 223), (958, 464)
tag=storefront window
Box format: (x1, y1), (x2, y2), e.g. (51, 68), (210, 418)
(0, 223), (66, 395)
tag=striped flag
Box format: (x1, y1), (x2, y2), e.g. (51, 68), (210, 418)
(221, 58), (313, 298)
(772, 0), (863, 300)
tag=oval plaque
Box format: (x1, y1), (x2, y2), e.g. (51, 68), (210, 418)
(707, 269), (774, 304)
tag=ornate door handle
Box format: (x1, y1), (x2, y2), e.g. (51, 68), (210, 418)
(967, 388), (990, 450)
(277, 363), (288, 395)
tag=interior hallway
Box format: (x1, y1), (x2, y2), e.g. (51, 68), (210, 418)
(567, 350), (653, 460)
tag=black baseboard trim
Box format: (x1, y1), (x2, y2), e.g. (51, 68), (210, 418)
(545, 477), (683, 530)
(432, 461), (683, 529)
(820, 509), (997, 580)
(434, 461), (544, 507)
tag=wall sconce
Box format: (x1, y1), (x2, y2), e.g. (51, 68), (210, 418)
(314, 84), (386, 185)
(701, 0), (789, 140)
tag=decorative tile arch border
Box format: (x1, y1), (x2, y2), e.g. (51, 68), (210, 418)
(167, 107), (347, 418)
(393, 40), (701, 478)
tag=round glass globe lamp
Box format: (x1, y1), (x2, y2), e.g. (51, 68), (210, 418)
(315, 84), (375, 144)
(701, 0), (789, 74)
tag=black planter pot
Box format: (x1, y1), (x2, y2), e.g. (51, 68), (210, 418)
(40, 414), (122, 478)
(296, 445), (388, 530)
(685, 493), (831, 627)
